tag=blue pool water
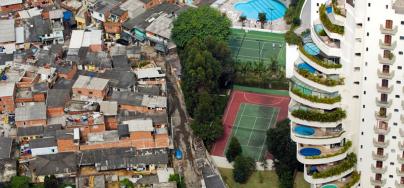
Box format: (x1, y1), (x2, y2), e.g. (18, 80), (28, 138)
(304, 43), (320, 56)
(298, 63), (316, 73)
(321, 184), (338, 188)
(326, 6), (333, 14)
(314, 24), (324, 33)
(234, 0), (287, 21)
(299, 148), (321, 156)
(294, 125), (315, 136)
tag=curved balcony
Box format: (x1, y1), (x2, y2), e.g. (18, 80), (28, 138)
(304, 166), (354, 185)
(298, 52), (342, 75)
(326, 8), (345, 27)
(319, 5), (344, 36)
(375, 98), (392, 108)
(370, 177), (386, 187)
(399, 142), (404, 150)
(379, 40), (397, 50)
(397, 155), (404, 164)
(397, 168), (404, 177)
(376, 84), (393, 93)
(373, 125), (390, 135)
(293, 69), (342, 93)
(401, 114), (404, 124)
(371, 165), (387, 174)
(291, 124), (346, 145)
(373, 138), (389, 148)
(372, 152), (388, 161)
(380, 24), (398, 35)
(289, 89), (341, 110)
(400, 129), (404, 137)
(289, 111), (342, 128)
(296, 144), (350, 165)
(378, 54), (395, 65)
(374, 112), (391, 121)
(377, 69), (395, 79)
(396, 181), (404, 188)
(311, 25), (341, 57)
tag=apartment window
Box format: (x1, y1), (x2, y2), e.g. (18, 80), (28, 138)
(399, 66), (402, 70)
(78, 91), (82, 94)
(363, 91), (366, 95)
(401, 21), (404, 25)
(396, 95), (400, 98)
(376, 161), (383, 168)
(378, 135), (385, 142)
(400, 36), (404, 40)
(367, 17), (370, 21)
(393, 136), (397, 139)
(360, 145), (363, 149)
(89, 91), (93, 95)
(400, 51), (403, 55)
(364, 77), (367, 80)
(363, 105), (365, 108)
(366, 47), (368, 51)
(390, 175), (394, 178)
(397, 81), (402, 84)
(375, 173), (382, 181)
(386, 5), (389, 9)
(385, 35), (392, 44)
(382, 79), (389, 87)
(368, 3), (371, 7)
(367, 32), (369, 36)
(395, 109), (399, 112)
(353, 95), (359, 98)
(354, 81), (360, 85)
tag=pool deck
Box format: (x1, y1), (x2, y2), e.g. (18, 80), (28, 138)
(215, 0), (291, 32)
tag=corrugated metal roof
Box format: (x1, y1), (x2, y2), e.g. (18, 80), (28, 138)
(0, 19), (15, 43)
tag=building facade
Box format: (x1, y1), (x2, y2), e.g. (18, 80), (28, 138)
(288, 0), (404, 187)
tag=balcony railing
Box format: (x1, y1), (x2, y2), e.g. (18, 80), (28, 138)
(378, 54), (395, 65)
(374, 112), (391, 121)
(373, 138), (389, 148)
(380, 24), (398, 35)
(371, 165), (387, 174)
(376, 84), (393, 93)
(400, 128), (404, 137)
(375, 98), (392, 108)
(399, 142), (404, 150)
(397, 154), (404, 164)
(397, 168), (404, 176)
(401, 114), (404, 123)
(393, 0), (404, 14)
(372, 152), (388, 161)
(377, 69), (395, 79)
(379, 40), (397, 50)
(373, 126), (390, 135)
(370, 177), (386, 187)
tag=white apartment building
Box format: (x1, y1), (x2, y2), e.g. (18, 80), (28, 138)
(289, 0), (404, 187)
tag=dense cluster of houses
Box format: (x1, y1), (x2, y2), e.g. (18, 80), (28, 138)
(0, 0), (187, 186)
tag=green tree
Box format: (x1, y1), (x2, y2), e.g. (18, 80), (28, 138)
(194, 91), (215, 123)
(172, 6), (231, 48)
(10, 176), (30, 188)
(233, 156), (256, 183)
(225, 137), (242, 162)
(239, 15), (247, 27)
(120, 178), (134, 188)
(191, 119), (224, 148)
(44, 175), (58, 188)
(258, 12), (267, 29)
(169, 174), (186, 188)
(267, 119), (300, 188)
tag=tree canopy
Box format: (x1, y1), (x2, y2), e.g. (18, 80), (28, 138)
(44, 175), (58, 188)
(172, 6), (231, 48)
(267, 119), (300, 188)
(233, 155), (256, 183)
(225, 137), (242, 162)
(10, 176), (30, 188)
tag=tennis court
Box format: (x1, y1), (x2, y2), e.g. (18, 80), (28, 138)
(229, 28), (286, 65)
(227, 103), (279, 161)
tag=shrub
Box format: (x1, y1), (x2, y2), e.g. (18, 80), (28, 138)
(296, 69), (344, 86)
(312, 153), (356, 179)
(343, 171), (360, 188)
(233, 156), (256, 183)
(291, 108), (346, 122)
(292, 18), (301, 26)
(285, 30), (301, 45)
(319, 5), (344, 34)
(306, 141), (352, 159)
(291, 88), (341, 104)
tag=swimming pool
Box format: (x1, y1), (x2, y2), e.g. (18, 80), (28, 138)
(294, 125), (315, 136)
(321, 184), (338, 188)
(299, 148), (321, 156)
(234, 0), (286, 21)
(298, 63), (316, 73)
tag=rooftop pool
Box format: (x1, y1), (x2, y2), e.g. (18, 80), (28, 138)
(234, 0), (286, 21)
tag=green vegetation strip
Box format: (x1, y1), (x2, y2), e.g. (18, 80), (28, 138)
(291, 108), (346, 122)
(234, 85), (289, 96)
(298, 43), (342, 69)
(344, 171), (360, 188)
(296, 69), (344, 86)
(319, 4), (344, 34)
(219, 168), (280, 188)
(291, 88), (341, 104)
(312, 153), (356, 179)
(306, 141), (351, 159)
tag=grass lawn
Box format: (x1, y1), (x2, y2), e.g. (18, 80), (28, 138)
(218, 168), (279, 188)
(294, 172), (310, 188)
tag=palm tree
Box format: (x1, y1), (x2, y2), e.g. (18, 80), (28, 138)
(258, 12), (267, 29)
(239, 15), (247, 27)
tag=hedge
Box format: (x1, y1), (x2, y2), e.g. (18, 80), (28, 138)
(331, 0), (345, 17)
(343, 171), (360, 188)
(291, 88), (341, 104)
(291, 108), (346, 122)
(296, 69), (344, 86)
(312, 153), (356, 179)
(306, 141), (352, 159)
(319, 4), (344, 34)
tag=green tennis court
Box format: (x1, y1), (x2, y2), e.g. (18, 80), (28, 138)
(226, 103), (279, 161)
(229, 28), (286, 66)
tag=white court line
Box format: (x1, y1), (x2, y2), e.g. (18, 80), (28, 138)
(246, 117), (258, 146)
(240, 114), (272, 119)
(233, 103), (246, 135)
